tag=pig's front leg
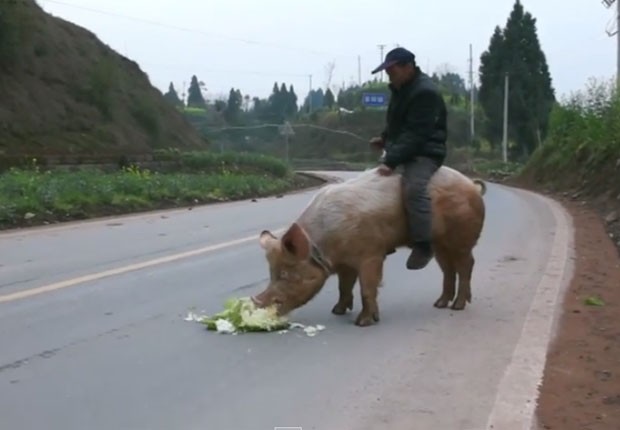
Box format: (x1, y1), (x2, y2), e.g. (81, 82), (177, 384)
(332, 266), (357, 315)
(355, 257), (383, 326)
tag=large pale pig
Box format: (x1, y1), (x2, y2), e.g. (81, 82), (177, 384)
(253, 165), (486, 327)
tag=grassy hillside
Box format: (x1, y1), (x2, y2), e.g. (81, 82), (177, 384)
(0, 2), (328, 230)
(0, 0), (208, 160)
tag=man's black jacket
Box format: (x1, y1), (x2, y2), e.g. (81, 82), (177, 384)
(380, 68), (447, 168)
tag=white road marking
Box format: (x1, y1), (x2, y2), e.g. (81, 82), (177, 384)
(0, 227), (285, 304)
(484, 188), (575, 430)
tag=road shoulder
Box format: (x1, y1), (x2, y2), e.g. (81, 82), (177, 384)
(498, 176), (620, 430)
(533, 197), (620, 430)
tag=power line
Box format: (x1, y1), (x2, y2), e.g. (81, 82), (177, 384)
(206, 123), (370, 143)
(43, 0), (359, 59)
(140, 62), (309, 78)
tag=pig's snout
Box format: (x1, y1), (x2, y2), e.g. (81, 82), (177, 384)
(251, 291), (283, 311)
(250, 295), (264, 307)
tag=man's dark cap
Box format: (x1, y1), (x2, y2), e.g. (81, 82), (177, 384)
(371, 47), (416, 74)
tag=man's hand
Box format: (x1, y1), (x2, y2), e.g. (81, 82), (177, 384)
(369, 136), (385, 151)
(376, 164), (393, 176)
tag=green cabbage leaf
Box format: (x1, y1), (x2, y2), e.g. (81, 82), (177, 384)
(201, 297), (290, 333)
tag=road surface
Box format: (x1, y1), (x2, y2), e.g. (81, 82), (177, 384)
(0, 171), (573, 430)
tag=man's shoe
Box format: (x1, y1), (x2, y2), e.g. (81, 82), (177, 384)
(406, 241), (433, 270)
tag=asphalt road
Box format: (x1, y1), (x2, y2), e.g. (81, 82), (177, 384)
(0, 170), (572, 430)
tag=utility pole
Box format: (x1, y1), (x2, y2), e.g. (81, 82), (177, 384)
(502, 72), (509, 163)
(280, 121), (295, 164)
(308, 74), (313, 113)
(617, 0), (619, 88)
(602, 0), (620, 88)
(469, 43), (475, 146)
(358, 55), (362, 85)
(377, 44), (386, 81)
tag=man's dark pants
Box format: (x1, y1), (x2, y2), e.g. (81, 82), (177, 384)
(397, 156), (441, 269)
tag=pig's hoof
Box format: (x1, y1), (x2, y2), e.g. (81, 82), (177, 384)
(355, 310), (380, 326)
(331, 303), (349, 315)
(433, 296), (451, 308)
(331, 297), (353, 315)
(450, 298), (467, 310)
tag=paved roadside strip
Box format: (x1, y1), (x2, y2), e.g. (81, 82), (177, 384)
(484, 186), (575, 430)
(0, 171), (342, 304)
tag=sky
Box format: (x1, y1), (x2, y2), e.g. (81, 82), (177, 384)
(38, 0), (618, 104)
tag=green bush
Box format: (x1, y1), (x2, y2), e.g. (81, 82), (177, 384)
(523, 77), (620, 184)
(0, 164), (294, 227)
(152, 149), (291, 178)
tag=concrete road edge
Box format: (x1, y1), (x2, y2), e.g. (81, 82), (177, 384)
(483, 185), (576, 430)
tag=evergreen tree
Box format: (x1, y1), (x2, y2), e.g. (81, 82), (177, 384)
(279, 83), (289, 117)
(478, 0), (555, 157)
(478, 26), (506, 150)
(303, 89), (324, 111)
(224, 87), (243, 123)
(163, 82), (183, 107)
(324, 88), (335, 108)
(286, 84), (298, 117)
(267, 82), (282, 120)
(186, 75), (206, 108)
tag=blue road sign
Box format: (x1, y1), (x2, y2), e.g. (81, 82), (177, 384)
(361, 92), (388, 107)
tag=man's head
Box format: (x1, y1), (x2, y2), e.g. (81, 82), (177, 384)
(372, 47), (417, 87)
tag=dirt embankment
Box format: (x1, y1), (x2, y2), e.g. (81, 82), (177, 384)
(503, 149), (619, 429)
(0, 0), (208, 162)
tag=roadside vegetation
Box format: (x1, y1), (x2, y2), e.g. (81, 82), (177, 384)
(0, 151), (311, 229)
(518, 77), (620, 197)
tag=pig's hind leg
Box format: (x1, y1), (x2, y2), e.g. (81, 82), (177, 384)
(432, 245), (474, 311)
(450, 251), (474, 310)
(354, 257), (384, 326)
(432, 246), (456, 308)
(332, 266), (357, 315)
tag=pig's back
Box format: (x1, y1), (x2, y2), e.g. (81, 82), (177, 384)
(298, 168), (404, 233)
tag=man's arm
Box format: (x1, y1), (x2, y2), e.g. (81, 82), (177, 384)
(382, 89), (441, 169)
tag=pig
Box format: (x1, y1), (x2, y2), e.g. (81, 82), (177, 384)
(253, 164), (486, 327)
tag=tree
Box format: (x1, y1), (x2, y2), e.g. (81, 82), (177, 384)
(267, 82), (283, 121)
(286, 84), (298, 117)
(187, 75), (206, 108)
(478, 0), (555, 157)
(478, 26), (506, 150)
(324, 88), (335, 108)
(224, 87), (243, 123)
(163, 82), (183, 107)
(243, 94), (250, 112)
(278, 83), (289, 119)
(302, 88), (325, 112)
(432, 71), (467, 105)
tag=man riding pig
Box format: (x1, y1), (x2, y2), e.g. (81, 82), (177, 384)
(252, 47), (486, 326)
(370, 46), (448, 270)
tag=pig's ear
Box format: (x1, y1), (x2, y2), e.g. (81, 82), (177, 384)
(259, 230), (278, 250)
(281, 222), (310, 260)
